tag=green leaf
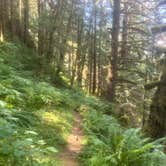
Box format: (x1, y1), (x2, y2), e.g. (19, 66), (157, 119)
(46, 147), (58, 153)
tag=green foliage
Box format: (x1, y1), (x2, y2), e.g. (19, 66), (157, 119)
(0, 75), (76, 112)
(0, 127), (58, 166)
(0, 97), (58, 166)
(0, 42), (77, 165)
(0, 104), (37, 127)
(0, 42), (37, 73)
(80, 110), (166, 166)
(1, 41), (165, 166)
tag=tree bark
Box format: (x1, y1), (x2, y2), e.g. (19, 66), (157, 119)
(0, 0), (5, 42)
(146, 70), (166, 138)
(106, 0), (121, 102)
(37, 0), (45, 74)
(92, 1), (97, 94)
(23, 0), (29, 43)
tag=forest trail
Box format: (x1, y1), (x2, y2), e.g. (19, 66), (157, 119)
(58, 112), (84, 166)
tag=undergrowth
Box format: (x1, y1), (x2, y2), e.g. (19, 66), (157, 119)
(79, 108), (166, 166)
(0, 42), (79, 166)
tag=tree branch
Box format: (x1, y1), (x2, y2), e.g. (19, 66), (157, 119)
(144, 80), (166, 90)
(151, 24), (166, 35)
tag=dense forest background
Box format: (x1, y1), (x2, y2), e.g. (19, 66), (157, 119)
(0, 0), (166, 165)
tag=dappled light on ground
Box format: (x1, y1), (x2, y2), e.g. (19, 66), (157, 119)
(59, 113), (84, 166)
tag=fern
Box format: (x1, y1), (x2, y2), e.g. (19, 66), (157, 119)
(80, 110), (166, 166)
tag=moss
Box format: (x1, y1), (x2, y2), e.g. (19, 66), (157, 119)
(146, 69), (166, 138)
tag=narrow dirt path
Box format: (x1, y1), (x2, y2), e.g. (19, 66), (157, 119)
(58, 112), (84, 166)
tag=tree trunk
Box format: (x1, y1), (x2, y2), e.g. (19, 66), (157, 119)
(121, 2), (128, 61)
(92, 2), (97, 94)
(106, 0), (121, 102)
(146, 60), (166, 138)
(56, 0), (74, 76)
(23, 0), (29, 43)
(37, 0), (45, 74)
(76, 17), (84, 86)
(0, 0), (5, 42)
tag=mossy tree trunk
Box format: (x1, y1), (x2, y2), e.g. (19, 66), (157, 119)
(147, 65), (166, 138)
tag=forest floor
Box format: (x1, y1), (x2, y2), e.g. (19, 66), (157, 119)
(58, 112), (84, 166)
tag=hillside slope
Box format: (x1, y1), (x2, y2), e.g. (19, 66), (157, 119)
(0, 42), (81, 165)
